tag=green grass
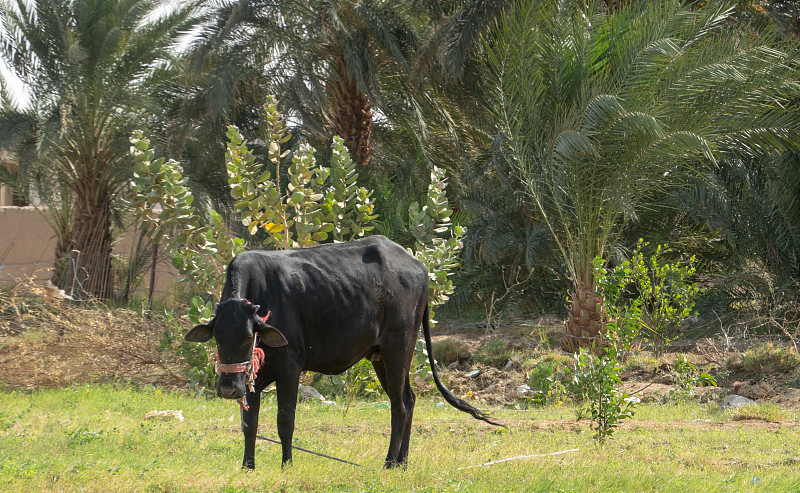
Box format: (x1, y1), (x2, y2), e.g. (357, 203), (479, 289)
(2, 385), (800, 492)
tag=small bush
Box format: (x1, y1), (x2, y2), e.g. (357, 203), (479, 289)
(432, 338), (472, 365)
(159, 297), (217, 394)
(662, 354), (716, 403)
(620, 352), (661, 374)
(473, 339), (515, 368)
(730, 402), (788, 422)
(526, 360), (569, 406)
(522, 352), (573, 372)
(741, 343), (800, 374)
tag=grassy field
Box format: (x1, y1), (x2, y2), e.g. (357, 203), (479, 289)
(2, 385), (800, 492)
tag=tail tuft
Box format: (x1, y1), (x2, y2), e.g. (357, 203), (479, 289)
(422, 304), (504, 428)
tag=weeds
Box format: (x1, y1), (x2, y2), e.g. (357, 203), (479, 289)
(664, 354), (716, 403)
(473, 339), (515, 368)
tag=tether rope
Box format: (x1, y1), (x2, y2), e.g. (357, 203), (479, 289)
(257, 435), (362, 466)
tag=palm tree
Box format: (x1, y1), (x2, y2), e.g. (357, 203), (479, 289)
(0, 0), (197, 298)
(486, 0), (800, 349)
(181, 0), (428, 169)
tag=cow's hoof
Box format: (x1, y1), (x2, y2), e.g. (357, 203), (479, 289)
(383, 460), (406, 470)
(242, 458), (255, 470)
(280, 459), (293, 470)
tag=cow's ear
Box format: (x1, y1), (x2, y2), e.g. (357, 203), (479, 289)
(185, 317), (215, 342)
(254, 319), (288, 347)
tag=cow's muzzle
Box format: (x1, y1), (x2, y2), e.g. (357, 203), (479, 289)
(217, 375), (250, 410)
(218, 382), (243, 399)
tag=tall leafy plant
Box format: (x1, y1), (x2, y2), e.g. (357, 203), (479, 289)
(130, 96), (465, 392)
(225, 97), (378, 249)
(128, 131), (246, 299)
(630, 242), (700, 353)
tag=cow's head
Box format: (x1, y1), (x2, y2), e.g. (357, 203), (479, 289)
(184, 299), (288, 400)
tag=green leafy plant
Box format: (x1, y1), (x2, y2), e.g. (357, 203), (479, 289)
(567, 255), (642, 440)
(526, 361), (568, 406)
(310, 359), (383, 413)
(226, 98), (377, 249)
(630, 241), (700, 354)
(159, 298), (217, 394)
(128, 131), (245, 299)
(404, 166), (466, 381)
(407, 166), (466, 312)
(593, 256), (644, 353)
(660, 354), (717, 403)
(668, 354), (698, 402)
(343, 360), (383, 414)
(573, 347), (635, 442)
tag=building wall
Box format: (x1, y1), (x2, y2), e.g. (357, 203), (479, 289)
(0, 185), (13, 207)
(0, 206), (178, 297)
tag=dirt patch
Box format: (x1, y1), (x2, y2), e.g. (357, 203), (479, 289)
(423, 321), (800, 409)
(0, 288), (187, 390)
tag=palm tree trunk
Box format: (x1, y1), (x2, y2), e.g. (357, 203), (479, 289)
(70, 193), (114, 299)
(331, 56), (373, 167)
(50, 232), (73, 289)
(563, 277), (603, 352)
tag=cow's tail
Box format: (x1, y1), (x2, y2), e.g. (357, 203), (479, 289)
(422, 304), (505, 428)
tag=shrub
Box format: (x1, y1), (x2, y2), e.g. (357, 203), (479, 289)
(730, 402), (788, 422)
(158, 297), (217, 394)
(663, 354), (716, 403)
(572, 348), (635, 441)
(432, 338), (471, 365)
(630, 241), (701, 354)
(526, 360), (569, 406)
(741, 342), (800, 374)
(473, 339), (515, 368)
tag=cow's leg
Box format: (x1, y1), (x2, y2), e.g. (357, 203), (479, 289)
(396, 376), (416, 465)
(374, 351), (412, 469)
(275, 370), (301, 468)
(370, 359), (397, 466)
(241, 378), (275, 470)
(241, 389), (261, 470)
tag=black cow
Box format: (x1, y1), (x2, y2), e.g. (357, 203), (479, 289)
(185, 235), (500, 469)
